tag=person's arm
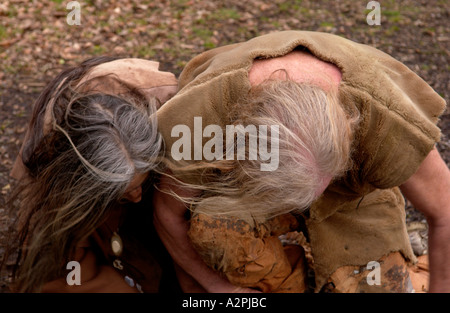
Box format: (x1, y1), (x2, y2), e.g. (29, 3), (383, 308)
(400, 146), (450, 292)
(153, 174), (259, 293)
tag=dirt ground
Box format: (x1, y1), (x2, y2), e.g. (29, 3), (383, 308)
(0, 0), (448, 293)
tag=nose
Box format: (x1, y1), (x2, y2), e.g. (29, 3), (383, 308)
(125, 186), (143, 203)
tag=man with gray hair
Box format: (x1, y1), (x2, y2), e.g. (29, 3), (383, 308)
(153, 30), (449, 293)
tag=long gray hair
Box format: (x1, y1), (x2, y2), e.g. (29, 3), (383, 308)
(4, 57), (163, 292)
(164, 80), (359, 225)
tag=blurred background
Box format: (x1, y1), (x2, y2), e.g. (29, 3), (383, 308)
(0, 0), (448, 292)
